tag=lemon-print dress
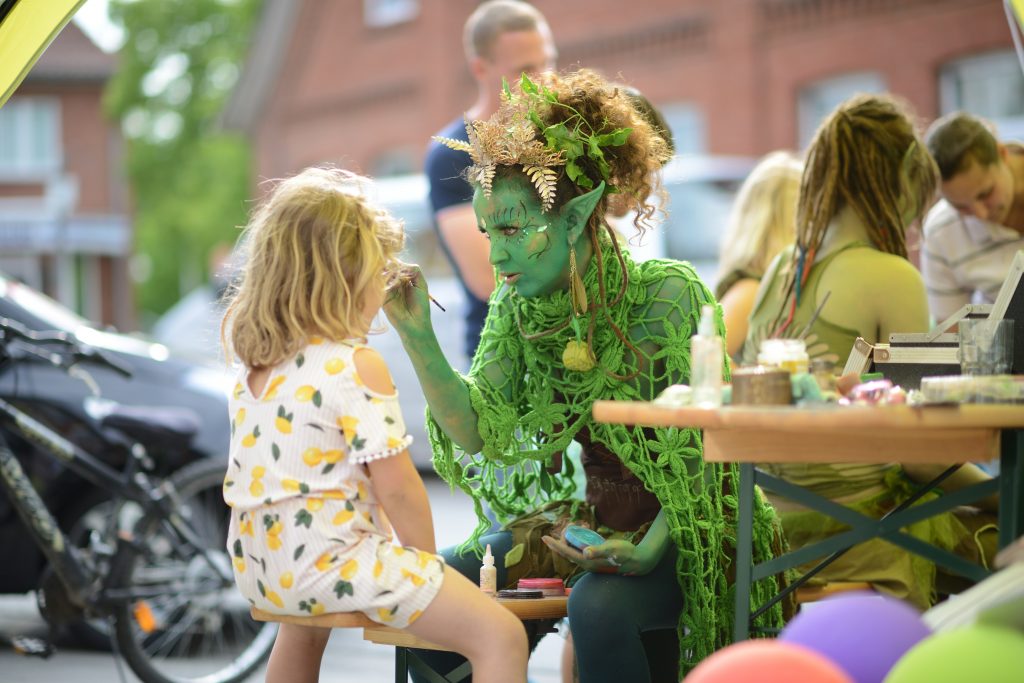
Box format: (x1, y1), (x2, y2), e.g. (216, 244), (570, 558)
(223, 339), (444, 627)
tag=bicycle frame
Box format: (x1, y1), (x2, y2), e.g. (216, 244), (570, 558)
(0, 393), (229, 614)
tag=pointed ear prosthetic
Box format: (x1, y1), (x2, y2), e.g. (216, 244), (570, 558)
(560, 181), (605, 244)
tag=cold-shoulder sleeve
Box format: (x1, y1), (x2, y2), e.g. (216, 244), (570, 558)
(341, 389), (414, 465)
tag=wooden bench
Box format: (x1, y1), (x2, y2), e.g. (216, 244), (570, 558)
(252, 594), (569, 682)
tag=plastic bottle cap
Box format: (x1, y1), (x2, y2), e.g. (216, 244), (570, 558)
(483, 543), (494, 567)
(698, 304), (715, 337)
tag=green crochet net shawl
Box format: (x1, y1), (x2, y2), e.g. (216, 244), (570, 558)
(426, 239), (783, 672)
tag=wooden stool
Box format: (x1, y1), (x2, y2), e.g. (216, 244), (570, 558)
(252, 594), (569, 682)
(795, 581), (873, 605)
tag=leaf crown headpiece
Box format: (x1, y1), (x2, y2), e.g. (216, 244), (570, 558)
(433, 73), (632, 212)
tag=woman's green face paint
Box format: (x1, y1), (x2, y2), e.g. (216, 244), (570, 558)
(474, 174), (572, 298)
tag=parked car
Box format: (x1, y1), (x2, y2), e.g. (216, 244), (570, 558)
(659, 154), (757, 282)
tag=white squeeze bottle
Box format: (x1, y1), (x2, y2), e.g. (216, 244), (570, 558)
(480, 544), (497, 595)
(691, 304), (723, 408)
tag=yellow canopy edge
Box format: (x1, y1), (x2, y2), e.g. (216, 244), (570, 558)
(0, 0), (88, 108)
(1013, 0), (1024, 31)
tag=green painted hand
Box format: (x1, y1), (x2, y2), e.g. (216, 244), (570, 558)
(541, 534), (621, 574)
(541, 509), (670, 576)
(383, 264), (433, 339)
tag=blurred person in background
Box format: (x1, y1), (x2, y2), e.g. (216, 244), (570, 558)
(424, 0), (557, 359)
(922, 112), (1024, 322)
(741, 94), (998, 609)
(714, 151), (802, 359)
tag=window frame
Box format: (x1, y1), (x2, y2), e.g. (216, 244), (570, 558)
(363, 0), (419, 28)
(796, 71), (886, 149)
(0, 95), (62, 180)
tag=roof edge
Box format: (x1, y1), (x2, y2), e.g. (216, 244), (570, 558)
(220, 0), (302, 133)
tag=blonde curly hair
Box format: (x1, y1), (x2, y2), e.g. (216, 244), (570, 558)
(221, 166), (405, 369)
(716, 150), (803, 291)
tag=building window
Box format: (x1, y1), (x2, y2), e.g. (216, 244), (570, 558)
(939, 50), (1024, 140)
(797, 72), (886, 149)
(364, 0), (418, 28)
(0, 97), (61, 178)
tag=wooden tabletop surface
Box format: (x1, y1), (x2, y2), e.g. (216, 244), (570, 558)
(592, 401), (1024, 431)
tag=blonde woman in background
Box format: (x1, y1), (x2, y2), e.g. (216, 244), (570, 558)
(715, 151), (802, 358)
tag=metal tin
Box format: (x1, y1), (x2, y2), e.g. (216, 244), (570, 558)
(731, 366), (792, 405)
(518, 578), (566, 596)
(497, 589), (544, 599)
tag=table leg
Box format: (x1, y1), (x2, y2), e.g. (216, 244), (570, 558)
(733, 462), (754, 642)
(395, 647), (408, 683)
(999, 429), (1022, 549)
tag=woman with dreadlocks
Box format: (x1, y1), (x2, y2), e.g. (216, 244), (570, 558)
(385, 69), (784, 682)
(740, 93), (998, 609)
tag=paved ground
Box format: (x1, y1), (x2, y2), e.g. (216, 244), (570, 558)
(0, 475), (565, 683)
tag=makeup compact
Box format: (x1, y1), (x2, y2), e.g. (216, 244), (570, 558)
(563, 525), (606, 551)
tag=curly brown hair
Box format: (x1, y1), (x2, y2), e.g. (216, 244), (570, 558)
(511, 69), (672, 237)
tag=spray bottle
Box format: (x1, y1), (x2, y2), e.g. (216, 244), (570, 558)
(691, 304), (723, 408)
(480, 543), (497, 595)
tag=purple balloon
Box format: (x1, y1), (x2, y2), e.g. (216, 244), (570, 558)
(780, 592), (932, 683)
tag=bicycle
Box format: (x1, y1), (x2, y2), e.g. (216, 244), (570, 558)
(0, 317), (276, 683)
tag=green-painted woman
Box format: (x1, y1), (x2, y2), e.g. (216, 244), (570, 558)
(384, 69), (785, 682)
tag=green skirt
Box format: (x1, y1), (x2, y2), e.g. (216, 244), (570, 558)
(779, 468), (997, 608)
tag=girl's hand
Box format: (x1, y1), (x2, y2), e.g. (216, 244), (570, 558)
(541, 535), (640, 575)
(383, 263), (434, 339)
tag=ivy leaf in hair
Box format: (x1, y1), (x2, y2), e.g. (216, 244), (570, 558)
(593, 129), (632, 147)
(545, 122), (585, 159)
(519, 72), (539, 96)
(566, 159), (593, 190)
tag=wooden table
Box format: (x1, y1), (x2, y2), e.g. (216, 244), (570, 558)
(592, 402), (1024, 641)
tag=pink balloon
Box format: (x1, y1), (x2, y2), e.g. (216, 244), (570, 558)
(685, 639), (854, 683)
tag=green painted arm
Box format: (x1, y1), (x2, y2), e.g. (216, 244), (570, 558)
(384, 271), (483, 453)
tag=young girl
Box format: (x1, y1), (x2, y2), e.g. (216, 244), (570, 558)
(220, 166), (527, 683)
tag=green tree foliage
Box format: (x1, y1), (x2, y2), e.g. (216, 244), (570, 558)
(104, 0), (262, 323)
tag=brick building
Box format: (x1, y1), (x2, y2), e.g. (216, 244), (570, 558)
(225, 0), (1021, 183)
(0, 22), (133, 329)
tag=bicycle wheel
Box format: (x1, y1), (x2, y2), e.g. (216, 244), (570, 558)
(109, 458), (277, 683)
